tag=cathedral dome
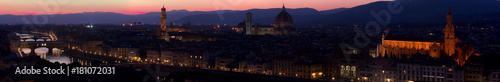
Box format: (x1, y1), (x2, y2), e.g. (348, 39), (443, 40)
(274, 5), (293, 28)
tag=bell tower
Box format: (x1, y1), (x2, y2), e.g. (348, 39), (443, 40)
(161, 5), (167, 30)
(245, 12), (253, 35)
(444, 6), (456, 56)
(157, 5), (168, 40)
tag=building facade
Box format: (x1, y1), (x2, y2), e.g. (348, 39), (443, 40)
(245, 5), (296, 35)
(377, 7), (475, 66)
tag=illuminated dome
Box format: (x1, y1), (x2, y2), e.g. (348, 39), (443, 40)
(274, 5), (293, 28)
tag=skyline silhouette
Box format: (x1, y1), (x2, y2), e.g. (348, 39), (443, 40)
(1, 0), (499, 25)
(0, 0), (385, 15)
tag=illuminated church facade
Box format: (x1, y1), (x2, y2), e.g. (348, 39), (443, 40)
(245, 5), (296, 35)
(377, 7), (476, 66)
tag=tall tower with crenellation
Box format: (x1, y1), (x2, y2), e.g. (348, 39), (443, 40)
(161, 5), (167, 30)
(156, 5), (168, 40)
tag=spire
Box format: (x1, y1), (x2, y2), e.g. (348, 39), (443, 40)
(282, 4), (285, 11)
(89, 18), (93, 29)
(170, 21), (173, 27)
(89, 18), (92, 25)
(161, 4), (166, 10)
(447, 5), (451, 14)
(446, 5), (452, 25)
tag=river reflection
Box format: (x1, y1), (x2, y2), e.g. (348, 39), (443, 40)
(20, 47), (108, 66)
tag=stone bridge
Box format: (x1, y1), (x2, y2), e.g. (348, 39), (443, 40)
(11, 32), (67, 57)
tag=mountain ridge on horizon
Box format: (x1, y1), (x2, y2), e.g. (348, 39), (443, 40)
(314, 0), (500, 25)
(1, 7), (348, 16)
(0, 7), (347, 25)
(1, 0), (500, 25)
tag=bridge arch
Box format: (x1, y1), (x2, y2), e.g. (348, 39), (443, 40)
(34, 47), (49, 58)
(21, 48), (32, 54)
(52, 48), (63, 55)
(25, 39), (35, 41)
(36, 39), (45, 41)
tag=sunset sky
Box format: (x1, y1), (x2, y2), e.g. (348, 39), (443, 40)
(0, 0), (387, 15)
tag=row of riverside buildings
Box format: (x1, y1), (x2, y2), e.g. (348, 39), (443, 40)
(74, 40), (500, 82)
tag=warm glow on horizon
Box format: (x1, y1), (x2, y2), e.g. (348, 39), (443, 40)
(0, 0), (386, 15)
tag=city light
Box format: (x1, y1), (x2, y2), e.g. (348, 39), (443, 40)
(1, 0), (497, 82)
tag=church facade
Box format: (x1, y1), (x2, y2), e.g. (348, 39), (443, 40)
(377, 7), (476, 66)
